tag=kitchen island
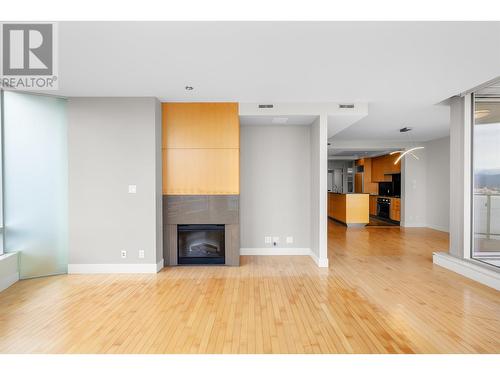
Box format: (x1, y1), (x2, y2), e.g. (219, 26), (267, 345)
(328, 192), (369, 226)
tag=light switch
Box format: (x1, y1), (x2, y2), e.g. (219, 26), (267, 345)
(128, 185), (137, 194)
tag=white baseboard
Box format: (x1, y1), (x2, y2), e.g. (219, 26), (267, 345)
(309, 251), (329, 268)
(426, 224), (449, 233)
(240, 248), (329, 268)
(156, 258), (164, 272)
(433, 252), (500, 291)
(68, 262), (162, 274)
(240, 248), (311, 256)
(0, 272), (19, 293)
(401, 222), (427, 228)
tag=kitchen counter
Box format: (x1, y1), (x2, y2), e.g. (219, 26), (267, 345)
(328, 192), (369, 226)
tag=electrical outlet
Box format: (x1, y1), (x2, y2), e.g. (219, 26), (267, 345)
(138, 249), (145, 259)
(121, 250), (127, 259)
(286, 236), (294, 244)
(272, 236), (279, 247)
(128, 185), (137, 194)
(264, 236), (272, 244)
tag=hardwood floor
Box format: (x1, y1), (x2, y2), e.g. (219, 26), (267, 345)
(0, 221), (499, 353)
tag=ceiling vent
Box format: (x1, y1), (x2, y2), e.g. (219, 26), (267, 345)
(339, 104), (355, 109)
(399, 127), (412, 133)
(272, 117), (288, 124)
(258, 104), (274, 109)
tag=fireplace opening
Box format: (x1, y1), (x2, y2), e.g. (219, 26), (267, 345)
(177, 224), (225, 265)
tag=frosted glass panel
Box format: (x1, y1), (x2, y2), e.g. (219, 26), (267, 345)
(4, 91), (68, 278)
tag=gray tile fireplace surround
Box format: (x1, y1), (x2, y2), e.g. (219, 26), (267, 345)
(163, 195), (240, 266)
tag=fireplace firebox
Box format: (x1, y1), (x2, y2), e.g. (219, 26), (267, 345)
(177, 224), (225, 265)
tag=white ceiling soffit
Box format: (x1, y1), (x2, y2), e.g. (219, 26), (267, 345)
(331, 101), (450, 142)
(240, 115), (318, 126)
(327, 110), (368, 139)
(328, 148), (399, 160)
(239, 102), (368, 135)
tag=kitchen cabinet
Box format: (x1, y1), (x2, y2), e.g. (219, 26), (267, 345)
(328, 193), (369, 226)
(362, 158), (379, 194)
(371, 153), (401, 182)
(354, 173), (363, 193)
(390, 197), (401, 221)
(354, 158), (378, 194)
(369, 195), (378, 216)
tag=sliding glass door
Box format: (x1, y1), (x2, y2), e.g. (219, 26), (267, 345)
(3, 91), (68, 278)
(472, 96), (500, 267)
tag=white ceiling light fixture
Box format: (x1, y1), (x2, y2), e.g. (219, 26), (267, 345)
(391, 127), (425, 165)
(394, 146), (425, 164)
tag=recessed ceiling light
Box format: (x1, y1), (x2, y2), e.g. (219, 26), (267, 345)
(185, 86), (194, 91)
(475, 109), (490, 119)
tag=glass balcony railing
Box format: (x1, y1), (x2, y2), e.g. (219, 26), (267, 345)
(473, 193), (500, 266)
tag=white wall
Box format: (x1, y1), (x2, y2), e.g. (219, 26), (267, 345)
(425, 136), (450, 232)
(67, 98), (163, 272)
(310, 116), (329, 267)
(401, 147), (427, 227)
(0, 253), (19, 292)
(449, 96), (471, 258)
(240, 125), (311, 250)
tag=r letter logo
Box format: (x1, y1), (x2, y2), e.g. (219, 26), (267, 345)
(1, 23), (58, 90)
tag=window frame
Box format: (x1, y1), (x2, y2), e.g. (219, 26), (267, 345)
(470, 93), (500, 267)
(0, 88), (4, 254)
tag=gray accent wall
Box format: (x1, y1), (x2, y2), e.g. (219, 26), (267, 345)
(240, 125), (311, 249)
(67, 98), (162, 266)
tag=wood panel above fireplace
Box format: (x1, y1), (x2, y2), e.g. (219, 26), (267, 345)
(162, 102), (240, 195)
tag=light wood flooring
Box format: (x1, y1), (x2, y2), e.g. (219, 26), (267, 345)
(0, 221), (499, 353)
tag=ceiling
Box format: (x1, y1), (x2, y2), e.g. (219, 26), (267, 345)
(48, 21), (500, 141)
(328, 148), (398, 159)
(240, 115), (317, 126)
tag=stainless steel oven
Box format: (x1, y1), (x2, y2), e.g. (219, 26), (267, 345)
(377, 198), (391, 219)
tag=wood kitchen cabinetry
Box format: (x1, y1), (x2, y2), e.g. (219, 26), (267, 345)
(355, 158), (378, 194)
(371, 153), (400, 182)
(369, 195), (378, 216)
(328, 193), (369, 226)
(390, 197), (401, 221)
(369, 195), (401, 222)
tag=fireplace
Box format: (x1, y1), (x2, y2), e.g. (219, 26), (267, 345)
(177, 224), (225, 265)
(164, 195), (239, 266)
